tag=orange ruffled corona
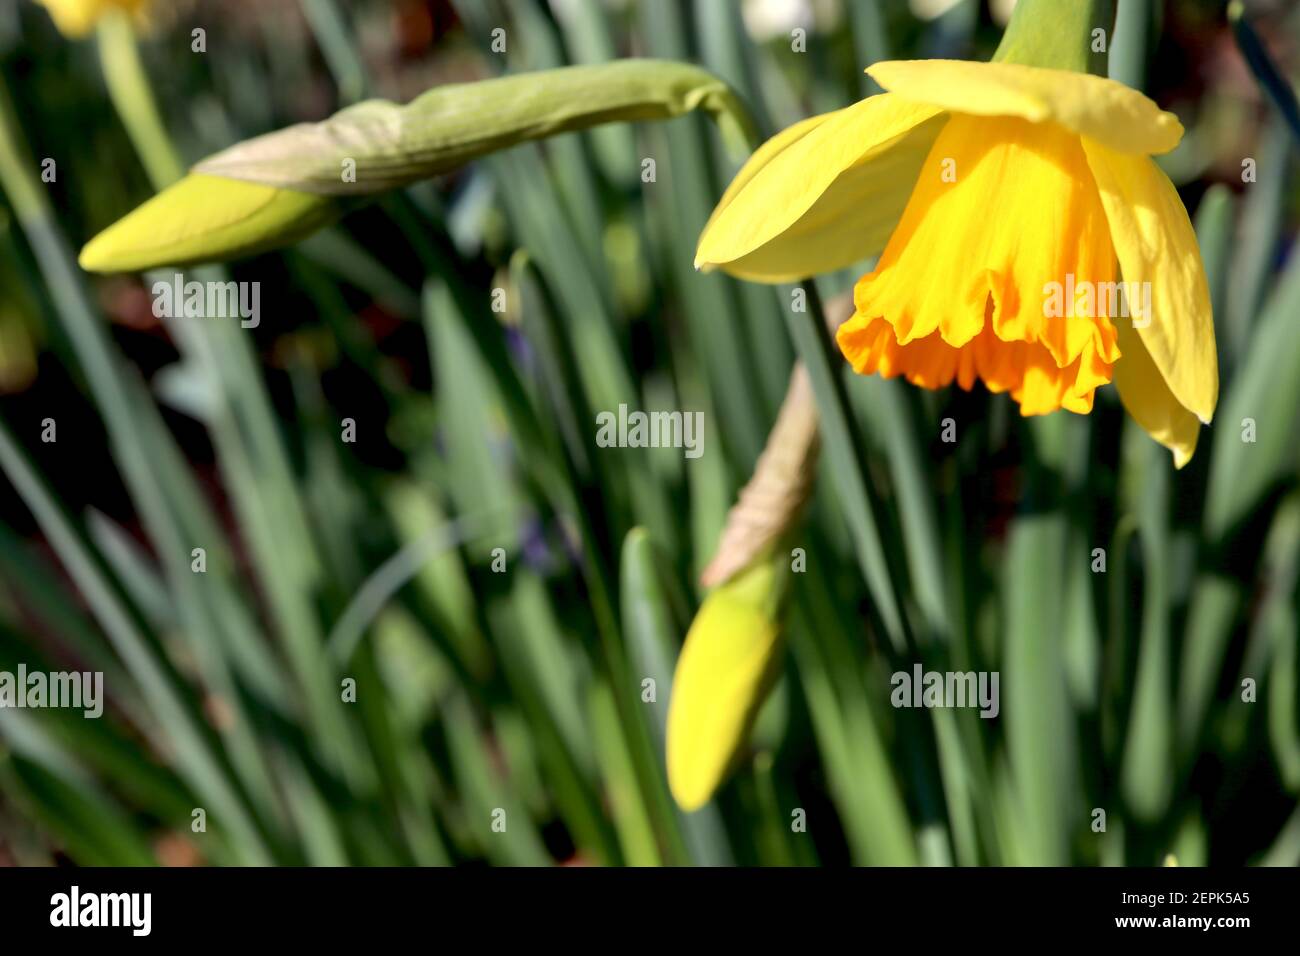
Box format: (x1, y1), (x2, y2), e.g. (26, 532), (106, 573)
(838, 115), (1120, 417)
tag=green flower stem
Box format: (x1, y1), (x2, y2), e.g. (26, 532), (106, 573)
(96, 11), (184, 189)
(993, 0), (1116, 76)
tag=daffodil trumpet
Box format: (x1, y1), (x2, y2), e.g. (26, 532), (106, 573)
(696, 13), (1217, 468)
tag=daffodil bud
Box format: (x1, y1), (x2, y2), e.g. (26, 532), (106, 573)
(193, 60), (755, 195)
(667, 554), (787, 812)
(78, 174), (339, 273)
(700, 365), (818, 588)
(80, 60), (755, 273)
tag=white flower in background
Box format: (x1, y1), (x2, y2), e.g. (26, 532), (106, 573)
(742, 0), (843, 41)
(743, 0), (811, 40)
(911, 0), (1017, 23)
(908, 0), (965, 20)
(991, 0), (1020, 27)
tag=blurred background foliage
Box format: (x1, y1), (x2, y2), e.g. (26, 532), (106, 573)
(0, 0), (1297, 866)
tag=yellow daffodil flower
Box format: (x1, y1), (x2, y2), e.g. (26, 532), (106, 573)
(696, 59), (1217, 467)
(35, 0), (150, 37)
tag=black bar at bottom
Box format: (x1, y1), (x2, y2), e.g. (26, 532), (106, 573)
(0, 865), (1286, 942)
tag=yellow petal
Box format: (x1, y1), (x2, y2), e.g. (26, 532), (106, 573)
(1112, 318), (1201, 468)
(666, 559), (783, 811)
(695, 93), (947, 283)
(866, 60), (1183, 156)
(79, 174), (338, 273)
(1082, 140), (1218, 423)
